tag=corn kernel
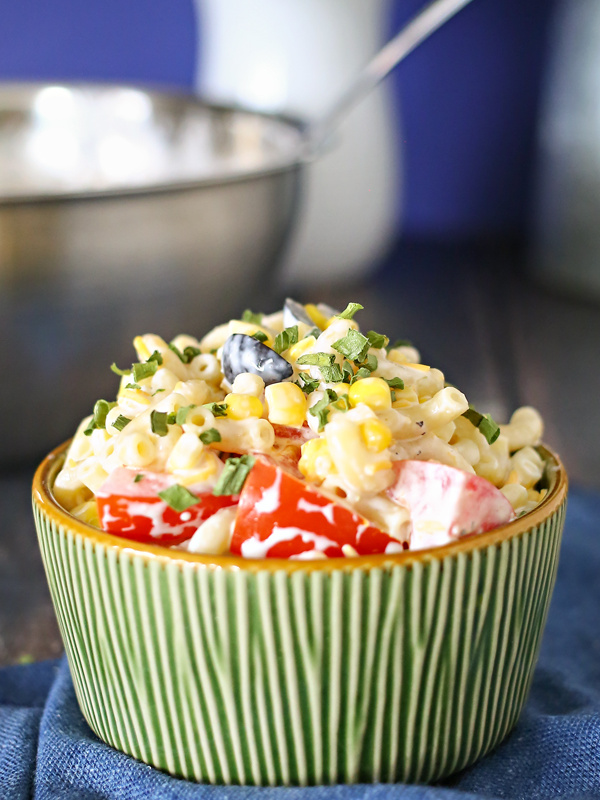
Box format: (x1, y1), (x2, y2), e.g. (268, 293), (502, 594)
(365, 459), (393, 476)
(176, 451), (221, 484)
(117, 387), (151, 406)
(403, 362), (430, 372)
(391, 387), (419, 409)
(224, 393), (263, 420)
(348, 377), (392, 411)
(304, 304), (330, 330)
(71, 499), (101, 528)
(229, 320), (274, 347)
(288, 336), (317, 362)
(298, 437), (335, 481)
(360, 419), (393, 453)
(265, 382), (307, 426)
(133, 335), (152, 361)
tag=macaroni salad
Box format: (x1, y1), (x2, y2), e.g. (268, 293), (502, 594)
(54, 300), (547, 558)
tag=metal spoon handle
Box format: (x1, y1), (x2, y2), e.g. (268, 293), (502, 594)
(304, 0), (475, 157)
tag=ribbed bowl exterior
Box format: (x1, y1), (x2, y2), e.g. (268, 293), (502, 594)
(33, 449), (567, 785)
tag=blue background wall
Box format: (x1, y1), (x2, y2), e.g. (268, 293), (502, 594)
(0, 0), (557, 240)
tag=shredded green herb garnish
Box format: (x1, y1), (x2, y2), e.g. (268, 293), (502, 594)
(320, 363), (344, 383)
(168, 343), (201, 364)
(125, 383), (141, 391)
(332, 394), (350, 412)
(274, 325), (299, 354)
(158, 484), (200, 512)
(212, 454), (255, 496)
(152, 388), (166, 395)
(132, 361), (158, 382)
(366, 330), (388, 349)
(112, 358), (159, 382)
(251, 331), (269, 343)
(175, 405), (196, 425)
(362, 354), (378, 372)
(308, 389), (338, 431)
(296, 373), (320, 394)
(384, 377), (405, 390)
(147, 350), (163, 365)
(199, 427), (221, 445)
(462, 407), (501, 444)
(337, 302), (364, 320)
(203, 402), (228, 418)
(332, 329), (370, 362)
(352, 367), (373, 382)
(296, 352), (335, 368)
(84, 399), (118, 435)
(305, 327), (321, 339)
(113, 415), (131, 432)
(387, 338), (413, 351)
(242, 309), (263, 325)
(134, 473), (145, 483)
(150, 410), (169, 436)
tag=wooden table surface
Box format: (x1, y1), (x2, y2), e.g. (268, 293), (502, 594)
(2, 239), (598, 666)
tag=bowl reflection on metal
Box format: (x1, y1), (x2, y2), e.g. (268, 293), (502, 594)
(0, 83), (303, 464)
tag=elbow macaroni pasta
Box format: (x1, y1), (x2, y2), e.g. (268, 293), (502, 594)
(55, 301), (549, 545)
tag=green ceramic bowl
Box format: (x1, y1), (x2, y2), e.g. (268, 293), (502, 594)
(32, 441), (568, 786)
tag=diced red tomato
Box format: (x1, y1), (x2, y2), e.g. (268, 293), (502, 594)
(230, 456), (397, 558)
(386, 460), (514, 551)
(96, 467), (237, 546)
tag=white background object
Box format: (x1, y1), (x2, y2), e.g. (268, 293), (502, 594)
(195, 0), (400, 286)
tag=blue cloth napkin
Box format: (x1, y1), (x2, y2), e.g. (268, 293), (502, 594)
(2, 486), (600, 800)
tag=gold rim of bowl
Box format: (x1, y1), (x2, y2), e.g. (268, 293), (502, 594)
(33, 440), (568, 574)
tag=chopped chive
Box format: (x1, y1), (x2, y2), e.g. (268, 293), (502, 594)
(113, 415), (131, 432)
(125, 383), (141, 391)
(337, 302), (364, 320)
(152, 388), (166, 395)
(199, 427), (221, 445)
(203, 402), (228, 418)
(158, 484), (200, 512)
(366, 330), (388, 349)
(274, 325), (299, 354)
(212, 454), (255, 496)
(242, 309), (263, 325)
(332, 329), (370, 362)
(150, 410), (169, 436)
(84, 398), (116, 435)
(251, 331), (269, 343)
(462, 407), (501, 444)
(110, 362), (129, 376)
(133, 473), (145, 483)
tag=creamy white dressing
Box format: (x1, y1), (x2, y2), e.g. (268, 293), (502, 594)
(254, 469), (282, 514)
(240, 525), (339, 559)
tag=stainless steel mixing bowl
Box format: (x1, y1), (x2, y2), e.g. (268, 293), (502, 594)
(0, 83), (303, 463)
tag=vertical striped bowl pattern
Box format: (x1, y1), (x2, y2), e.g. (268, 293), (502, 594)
(32, 443), (567, 785)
